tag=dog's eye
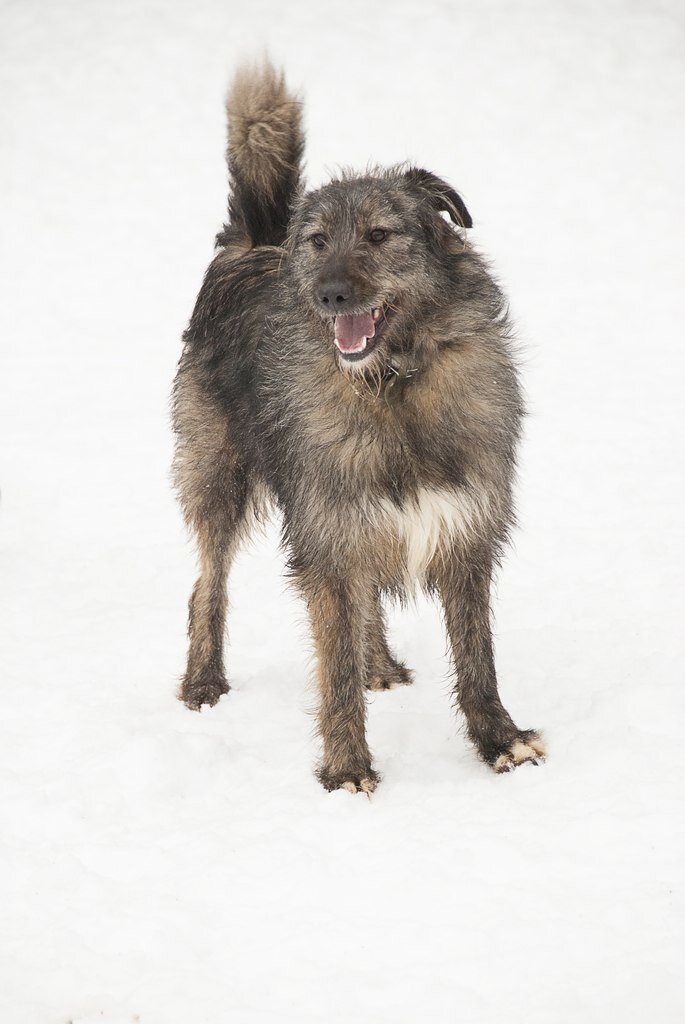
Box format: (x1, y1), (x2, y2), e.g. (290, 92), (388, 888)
(310, 234), (327, 249)
(369, 228), (388, 244)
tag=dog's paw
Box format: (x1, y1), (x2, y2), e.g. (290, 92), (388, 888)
(491, 731), (546, 773)
(367, 662), (413, 691)
(318, 766), (380, 795)
(179, 672), (229, 711)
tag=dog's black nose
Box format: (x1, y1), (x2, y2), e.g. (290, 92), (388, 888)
(318, 280), (352, 310)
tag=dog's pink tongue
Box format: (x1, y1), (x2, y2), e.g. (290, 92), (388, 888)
(334, 312), (375, 353)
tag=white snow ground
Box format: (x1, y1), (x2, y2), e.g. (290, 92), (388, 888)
(1, 1), (684, 1021)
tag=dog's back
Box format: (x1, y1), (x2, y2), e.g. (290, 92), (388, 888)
(172, 65), (304, 528)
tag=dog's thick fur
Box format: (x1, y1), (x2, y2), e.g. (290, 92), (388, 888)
(172, 61), (544, 792)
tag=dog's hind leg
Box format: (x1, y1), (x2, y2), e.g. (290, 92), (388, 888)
(173, 378), (260, 709)
(365, 590), (413, 691)
(180, 515), (233, 710)
(434, 546), (545, 772)
(179, 463), (257, 711)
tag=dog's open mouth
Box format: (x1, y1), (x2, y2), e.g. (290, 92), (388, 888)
(334, 303), (392, 362)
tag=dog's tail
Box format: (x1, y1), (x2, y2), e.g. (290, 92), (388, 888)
(218, 61), (304, 250)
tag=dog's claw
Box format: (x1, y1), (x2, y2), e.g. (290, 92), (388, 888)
(319, 768), (380, 794)
(492, 734), (546, 773)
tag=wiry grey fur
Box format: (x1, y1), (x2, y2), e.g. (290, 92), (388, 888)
(172, 60), (545, 793)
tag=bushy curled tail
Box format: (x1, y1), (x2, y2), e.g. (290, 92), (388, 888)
(217, 61), (304, 250)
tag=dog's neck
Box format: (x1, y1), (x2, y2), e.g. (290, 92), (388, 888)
(344, 356), (420, 405)
(379, 359), (419, 401)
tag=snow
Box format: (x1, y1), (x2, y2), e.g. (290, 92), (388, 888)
(1, 0), (684, 1021)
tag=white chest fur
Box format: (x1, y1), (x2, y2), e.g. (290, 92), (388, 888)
(373, 486), (484, 582)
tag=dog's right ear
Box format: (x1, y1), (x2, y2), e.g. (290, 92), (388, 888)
(403, 167), (473, 230)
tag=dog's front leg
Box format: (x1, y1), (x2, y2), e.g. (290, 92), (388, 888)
(435, 547), (545, 772)
(301, 572), (379, 793)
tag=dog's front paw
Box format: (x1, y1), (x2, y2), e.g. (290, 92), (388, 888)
(318, 765), (380, 794)
(367, 662), (413, 691)
(491, 731), (546, 773)
(179, 671), (229, 710)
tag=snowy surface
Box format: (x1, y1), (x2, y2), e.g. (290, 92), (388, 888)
(2, 1), (684, 1021)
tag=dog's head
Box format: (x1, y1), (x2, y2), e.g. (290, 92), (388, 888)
(285, 166), (472, 373)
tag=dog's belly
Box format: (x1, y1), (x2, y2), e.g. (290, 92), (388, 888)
(369, 486), (484, 585)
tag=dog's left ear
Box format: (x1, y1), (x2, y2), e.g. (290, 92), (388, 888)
(404, 167), (473, 229)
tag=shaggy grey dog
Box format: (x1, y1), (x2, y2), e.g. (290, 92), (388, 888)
(172, 61), (544, 793)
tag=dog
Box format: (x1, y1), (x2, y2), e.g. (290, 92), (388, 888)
(172, 61), (545, 793)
